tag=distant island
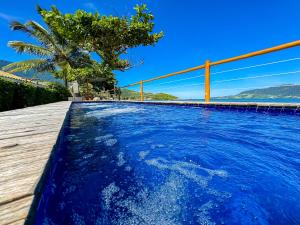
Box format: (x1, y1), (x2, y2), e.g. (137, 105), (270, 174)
(217, 84), (300, 99)
(121, 89), (177, 100)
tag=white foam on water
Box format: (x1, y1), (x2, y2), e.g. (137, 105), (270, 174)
(102, 182), (120, 209)
(117, 152), (126, 167)
(86, 107), (143, 118)
(82, 153), (93, 159)
(105, 139), (118, 147)
(145, 157), (228, 189)
(94, 134), (118, 147)
(144, 157), (231, 203)
(124, 166), (132, 172)
(196, 201), (216, 225)
(74, 103), (112, 109)
(95, 134), (114, 143)
(72, 212), (86, 225)
(142, 157), (231, 224)
(86, 104), (112, 109)
(175, 161), (228, 179)
(207, 188), (232, 199)
(145, 157), (208, 188)
(114, 173), (186, 225)
(138, 150), (150, 160)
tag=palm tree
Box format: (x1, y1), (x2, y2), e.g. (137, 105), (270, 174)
(3, 19), (90, 87)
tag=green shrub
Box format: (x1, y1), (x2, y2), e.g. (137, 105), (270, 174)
(0, 78), (71, 112)
(46, 82), (71, 100)
(0, 79), (16, 111)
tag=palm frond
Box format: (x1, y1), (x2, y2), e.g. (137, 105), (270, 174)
(34, 59), (57, 72)
(27, 21), (65, 55)
(37, 6), (69, 48)
(36, 5), (43, 15)
(2, 59), (55, 73)
(26, 21), (55, 46)
(10, 20), (53, 48)
(10, 21), (33, 34)
(8, 41), (52, 56)
(27, 21), (50, 37)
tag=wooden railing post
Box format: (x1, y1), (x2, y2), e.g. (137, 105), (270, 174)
(204, 60), (211, 102)
(140, 80), (144, 101)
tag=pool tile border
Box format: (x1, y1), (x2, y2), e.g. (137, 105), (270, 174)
(73, 101), (300, 115)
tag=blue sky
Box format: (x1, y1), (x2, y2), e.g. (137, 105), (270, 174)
(1, 0), (300, 98)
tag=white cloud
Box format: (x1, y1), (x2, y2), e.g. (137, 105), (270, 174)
(84, 3), (98, 11)
(0, 12), (19, 22)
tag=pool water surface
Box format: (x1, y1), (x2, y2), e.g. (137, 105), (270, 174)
(33, 103), (300, 225)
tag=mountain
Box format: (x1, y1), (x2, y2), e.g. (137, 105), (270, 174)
(219, 84), (300, 99)
(121, 89), (178, 100)
(0, 60), (62, 83)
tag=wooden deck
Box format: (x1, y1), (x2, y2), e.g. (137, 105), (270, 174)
(0, 101), (71, 225)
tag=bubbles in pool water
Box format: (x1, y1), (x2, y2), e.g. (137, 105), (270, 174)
(86, 107), (143, 118)
(95, 134), (114, 143)
(196, 201), (216, 225)
(102, 182), (120, 209)
(105, 138), (118, 147)
(74, 103), (112, 109)
(72, 211), (86, 225)
(138, 150), (150, 160)
(98, 168), (225, 225)
(145, 157), (228, 189)
(82, 153), (93, 159)
(95, 134), (118, 146)
(101, 155), (108, 159)
(111, 173), (186, 225)
(117, 152), (126, 167)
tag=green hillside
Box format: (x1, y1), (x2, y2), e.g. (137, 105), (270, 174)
(220, 84), (300, 99)
(121, 89), (177, 100)
(0, 60), (62, 83)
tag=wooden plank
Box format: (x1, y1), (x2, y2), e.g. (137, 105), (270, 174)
(0, 195), (33, 225)
(0, 101), (71, 224)
(7, 219), (26, 225)
(0, 132), (58, 150)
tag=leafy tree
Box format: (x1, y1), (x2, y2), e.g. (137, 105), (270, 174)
(60, 61), (116, 92)
(3, 18), (91, 87)
(4, 4), (162, 98)
(38, 4), (163, 71)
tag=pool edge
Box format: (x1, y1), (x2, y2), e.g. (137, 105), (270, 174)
(73, 100), (300, 115)
(24, 102), (72, 225)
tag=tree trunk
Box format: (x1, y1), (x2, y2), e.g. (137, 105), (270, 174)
(64, 74), (68, 88)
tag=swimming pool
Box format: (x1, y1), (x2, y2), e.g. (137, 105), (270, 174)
(33, 102), (300, 225)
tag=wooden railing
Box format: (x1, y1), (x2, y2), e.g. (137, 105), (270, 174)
(121, 40), (300, 102)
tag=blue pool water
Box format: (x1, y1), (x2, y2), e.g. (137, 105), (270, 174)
(33, 103), (300, 225)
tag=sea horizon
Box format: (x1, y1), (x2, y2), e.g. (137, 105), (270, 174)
(164, 98), (300, 103)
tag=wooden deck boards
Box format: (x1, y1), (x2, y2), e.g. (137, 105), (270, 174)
(0, 102), (71, 224)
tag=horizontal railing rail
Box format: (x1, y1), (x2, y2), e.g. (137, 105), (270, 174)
(120, 40), (300, 102)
